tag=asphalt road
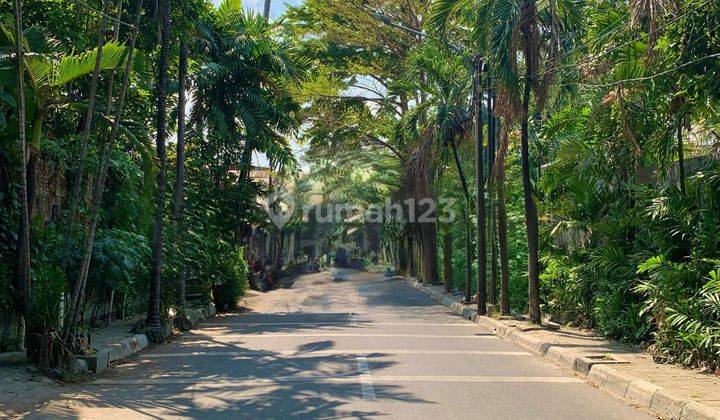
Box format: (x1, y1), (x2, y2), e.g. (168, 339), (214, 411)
(32, 269), (653, 419)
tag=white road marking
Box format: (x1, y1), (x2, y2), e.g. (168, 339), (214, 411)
(356, 357), (376, 400)
(95, 376), (583, 386)
(204, 322), (478, 327)
(141, 350), (530, 358)
(181, 333), (498, 339)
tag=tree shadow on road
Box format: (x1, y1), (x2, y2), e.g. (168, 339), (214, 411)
(28, 314), (432, 418)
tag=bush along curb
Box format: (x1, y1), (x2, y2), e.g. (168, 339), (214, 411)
(75, 303), (217, 374)
(401, 277), (720, 420)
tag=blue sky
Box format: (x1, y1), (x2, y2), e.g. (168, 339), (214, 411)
(211, 0), (304, 19)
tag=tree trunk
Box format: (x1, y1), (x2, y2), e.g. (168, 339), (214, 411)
(105, 0), (123, 111)
(263, 0), (271, 19)
(173, 41), (188, 307)
(443, 230), (453, 292)
(13, 0), (31, 350)
(496, 156), (511, 315)
(64, 0), (143, 345)
(520, 0), (541, 324)
(406, 230), (415, 277)
(397, 236), (407, 274)
(487, 86), (497, 306)
(464, 204), (473, 303)
(62, 9), (109, 272)
(27, 115), (41, 220)
(419, 217), (438, 284)
(520, 53), (541, 325)
(473, 56), (487, 315)
(147, 0), (170, 329)
(677, 119), (686, 195)
(274, 230), (285, 270)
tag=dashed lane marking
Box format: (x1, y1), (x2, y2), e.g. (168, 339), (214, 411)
(95, 376), (583, 386)
(140, 350), (531, 358)
(203, 322), (478, 327)
(356, 357), (376, 400)
(179, 333), (498, 339)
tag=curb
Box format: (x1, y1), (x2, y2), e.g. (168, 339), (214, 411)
(76, 303), (216, 374)
(0, 351), (26, 365)
(403, 277), (720, 420)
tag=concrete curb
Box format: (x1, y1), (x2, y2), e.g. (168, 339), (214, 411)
(76, 303), (217, 374)
(403, 277), (720, 420)
(0, 351), (26, 365)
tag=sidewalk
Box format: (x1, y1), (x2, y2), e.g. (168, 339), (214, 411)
(0, 304), (216, 417)
(403, 277), (720, 420)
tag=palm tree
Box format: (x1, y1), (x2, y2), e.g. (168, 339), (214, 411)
(494, 126), (512, 315)
(2, 12), (127, 348)
(191, 3), (302, 248)
(147, 0), (171, 330)
(430, 0), (581, 322)
(12, 0), (31, 349)
(173, 41), (188, 307)
(400, 42), (473, 285)
(518, 0), (542, 323)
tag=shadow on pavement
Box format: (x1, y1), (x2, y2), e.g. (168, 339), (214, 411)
(28, 313), (432, 418)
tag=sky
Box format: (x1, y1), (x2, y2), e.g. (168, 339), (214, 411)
(212, 0), (304, 21)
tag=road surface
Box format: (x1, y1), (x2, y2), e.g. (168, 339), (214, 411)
(32, 269), (652, 419)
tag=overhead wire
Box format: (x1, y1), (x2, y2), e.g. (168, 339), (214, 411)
(73, 0), (138, 29)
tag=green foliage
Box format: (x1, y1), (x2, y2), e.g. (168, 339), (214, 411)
(213, 245), (249, 311)
(30, 265), (66, 330)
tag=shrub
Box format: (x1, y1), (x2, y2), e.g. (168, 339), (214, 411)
(213, 246), (249, 311)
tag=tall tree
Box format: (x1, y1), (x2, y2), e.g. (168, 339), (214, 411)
(474, 56), (487, 315)
(13, 0), (31, 348)
(518, 0), (541, 323)
(173, 41), (188, 307)
(62, 7), (110, 272)
(442, 229), (453, 292)
(65, 0), (144, 342)
(147, 0), (171, 329)
(263, 0), (271, 18)
(494, 126), (511, 315)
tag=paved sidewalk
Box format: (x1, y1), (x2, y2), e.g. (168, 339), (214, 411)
(406, 278), (720, 420)
(0, 305), (214, 417)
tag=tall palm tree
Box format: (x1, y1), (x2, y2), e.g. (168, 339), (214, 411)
(399, 42), (473, 286)
(12, 0), (31, 348)
(191, 2), (302, 247)
(518, 0), (542, 323)
(430, 0), (581, 322)
(263, 0), (272, 19)
(173, 41), (188, 307)
(147, 0), (171, 329)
